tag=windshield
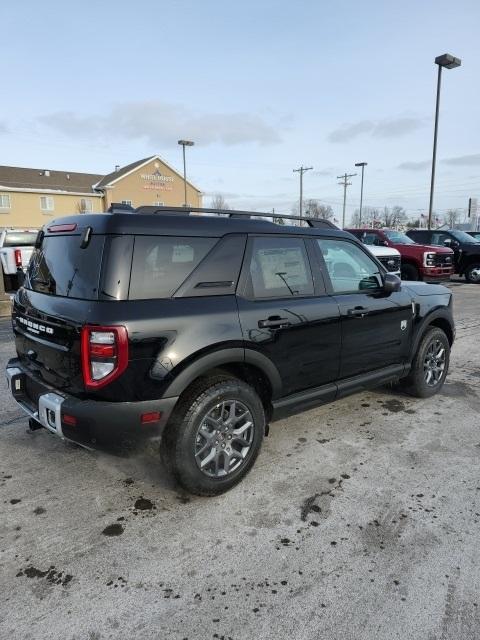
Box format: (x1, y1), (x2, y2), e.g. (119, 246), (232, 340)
(383, 230), (415, 244)
(450, 230), (480, 243)
(4, 231), (38, 247)
(25, 235), (104, 299)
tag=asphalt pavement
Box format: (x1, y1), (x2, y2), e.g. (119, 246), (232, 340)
(1, 282), (479, 640)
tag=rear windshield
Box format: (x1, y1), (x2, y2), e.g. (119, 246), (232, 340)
(25, 235), (104, 299)
(4, 231), (38, 247)
(129, 236), (217, 299)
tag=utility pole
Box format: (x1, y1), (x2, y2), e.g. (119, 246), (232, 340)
(293, 166), (313, 220)
(337, 173), (356, 228)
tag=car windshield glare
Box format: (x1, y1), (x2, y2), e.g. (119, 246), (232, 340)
(383, 230), (415, 244)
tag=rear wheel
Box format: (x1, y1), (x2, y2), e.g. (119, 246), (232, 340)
(161, 376), (265, 495)
(401, 263), (419, 281)
(464, 263), (480, 283)
(399, 327), (450, 398)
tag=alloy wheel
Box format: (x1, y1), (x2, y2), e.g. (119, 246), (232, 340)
(423, 339), (446, 386)
(194, 400), (255, 478)
(467, 266), (480, 283)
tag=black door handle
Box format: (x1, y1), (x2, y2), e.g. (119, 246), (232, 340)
(258, 317), (291, 329)
(347, 306), (368, 318)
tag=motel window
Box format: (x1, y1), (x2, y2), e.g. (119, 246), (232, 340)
(80, 198), (93, 213)
(40, 196), (54, 212)
(0, 194), (11, 210)
(122, 200), (133, 206)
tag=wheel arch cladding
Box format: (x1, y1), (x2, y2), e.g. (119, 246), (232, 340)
(161, 347), (282, 403)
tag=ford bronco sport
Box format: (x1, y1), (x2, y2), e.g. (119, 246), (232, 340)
(6, 207), (455, 495)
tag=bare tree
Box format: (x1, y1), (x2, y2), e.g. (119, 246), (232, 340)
(350, 206), (380, 227)
(379, 206), (408, 228)
(446, 209), (459, 228)
(304, 199), (334, 220)
(210, 194), (230, 210)
(405, 218), (421, 229)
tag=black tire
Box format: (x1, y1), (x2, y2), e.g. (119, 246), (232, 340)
(399, 327), (450, 398)
(161, 375), (265, 496)
(464, 263), (480, 283)
(401, 263), (419, 281)
(3, 274), (14, 291)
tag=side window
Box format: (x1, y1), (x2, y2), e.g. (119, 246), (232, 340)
(317, 239), (382, 293)
(249, 237), (314, 298)
(362, 232), (383, 246)
(129, 236), (217, 299)
(431, 232), (449, 246)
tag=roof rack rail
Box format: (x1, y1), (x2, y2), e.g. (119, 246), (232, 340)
(132, 205), (338, 229)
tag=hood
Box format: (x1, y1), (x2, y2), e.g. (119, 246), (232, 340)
(419, 244), (454, 254)
(403, 281), (451, 296)
(365, 246), (401, 257)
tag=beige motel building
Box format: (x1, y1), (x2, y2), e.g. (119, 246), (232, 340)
(0, 155), (202, 228)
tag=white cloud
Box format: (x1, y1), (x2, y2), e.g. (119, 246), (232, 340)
(443, 153), (480, 166)
(328, 116), (426, 143)
(327, 120), (373, 143)
(39, 101), (282, 147)
(397, 160), (430, 171)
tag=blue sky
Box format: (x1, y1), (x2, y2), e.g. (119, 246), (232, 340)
(1, 0), (479, 221)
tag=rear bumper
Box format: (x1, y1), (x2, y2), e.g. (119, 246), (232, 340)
(6, 358), (178, 453)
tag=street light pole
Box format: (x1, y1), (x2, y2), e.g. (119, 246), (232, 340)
(293, 165), (313, 220)
(177, 139), (194, 206)
(355, 162), (367, 225)
(427, 53), (461, 230)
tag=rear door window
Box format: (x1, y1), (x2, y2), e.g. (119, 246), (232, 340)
(129, 236), (217, 299)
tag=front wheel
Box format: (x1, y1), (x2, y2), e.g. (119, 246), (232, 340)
(401, 263), (419, 281)
(464, 263), (480, 283)
(161, 376), (265, 495)
(399, 327), (450, 398)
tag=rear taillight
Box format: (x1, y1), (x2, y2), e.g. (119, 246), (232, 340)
(14, 249), (22, 267)
(81, 325), (128, 390)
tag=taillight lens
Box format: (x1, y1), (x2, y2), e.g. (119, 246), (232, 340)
(14, 249), (22, 267)
(81, 325), (128, 390)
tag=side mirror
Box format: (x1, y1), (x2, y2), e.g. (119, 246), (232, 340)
(383, 273), (401, 293)
(443, 238), (452, 247)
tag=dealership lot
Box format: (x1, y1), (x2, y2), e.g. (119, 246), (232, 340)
(0, 282), (479, 640)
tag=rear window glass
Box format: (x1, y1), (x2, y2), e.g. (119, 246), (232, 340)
(25, 235), (104, 299)
(4, 231), (38, 247)
(129, 236), (217, 299)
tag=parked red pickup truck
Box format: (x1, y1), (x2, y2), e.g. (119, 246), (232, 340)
(346, 228), (454, 282)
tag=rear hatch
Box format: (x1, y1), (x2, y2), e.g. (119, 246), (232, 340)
(13, 225), (106, 396)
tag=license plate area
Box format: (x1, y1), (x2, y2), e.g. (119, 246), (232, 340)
(6, 367), (64, 436)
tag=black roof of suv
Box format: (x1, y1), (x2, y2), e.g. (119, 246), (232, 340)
(6, 206), (455, 495)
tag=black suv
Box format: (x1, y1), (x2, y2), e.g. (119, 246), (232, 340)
(407, 228), (480, 283)
(6, 207), (454, 495)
